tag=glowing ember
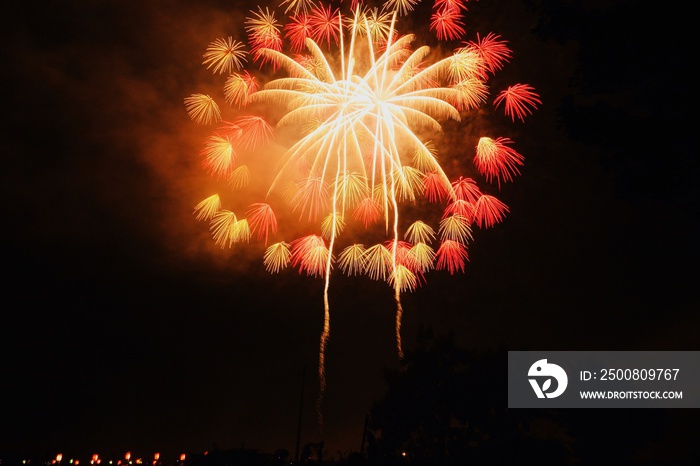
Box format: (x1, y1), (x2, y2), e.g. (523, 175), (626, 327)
(186, 0), (539, 425)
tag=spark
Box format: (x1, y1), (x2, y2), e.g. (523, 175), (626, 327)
(246, 7), (282, 42)
(393, 166), (424, 202)
(346, 0), (365, 11)
(292, 177), (330, 222)
(443, 198), (474, 219)
(386, 239), (416, 269)
(293, 53), (330, 81)
(232, 218), (252, 243)
(448, 49), (486, 82)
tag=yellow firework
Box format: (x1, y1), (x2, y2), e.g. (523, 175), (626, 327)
(186, 0), (540, 426)
(184, 94), (221, 125)
(193, 194), (221, 221)
(202, 37), (247, 75)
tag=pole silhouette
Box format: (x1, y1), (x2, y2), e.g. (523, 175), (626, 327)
(295, 365), (305, 463)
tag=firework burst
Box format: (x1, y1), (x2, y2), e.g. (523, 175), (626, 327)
(202, 37), (247, 75)
(185, 0), (539, 426)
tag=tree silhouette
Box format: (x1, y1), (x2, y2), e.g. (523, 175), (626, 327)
(367, 328), (572, 465)
(366, 328), (699, 464)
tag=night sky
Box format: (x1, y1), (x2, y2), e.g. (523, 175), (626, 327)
(2, 0), (698, 463)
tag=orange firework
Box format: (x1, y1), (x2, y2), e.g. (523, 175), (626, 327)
(185, 0), (540, 426)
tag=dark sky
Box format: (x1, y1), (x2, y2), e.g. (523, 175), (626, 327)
(2, 0), (698, 463)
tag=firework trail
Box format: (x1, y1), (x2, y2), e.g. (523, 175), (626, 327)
(187, 0), (540, 427)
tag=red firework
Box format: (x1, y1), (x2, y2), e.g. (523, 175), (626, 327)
(461, 32), (513, 75)
(246, 203), (278, 245)
(290, 235), (330, 277)
(309, 4), (342, 48)
(430, 5), (466, 41)
(474, 136), (525, 187)
(284, 13), (313, 53)
(493, 83), (542, 122)
(435, 240), (469, 274)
